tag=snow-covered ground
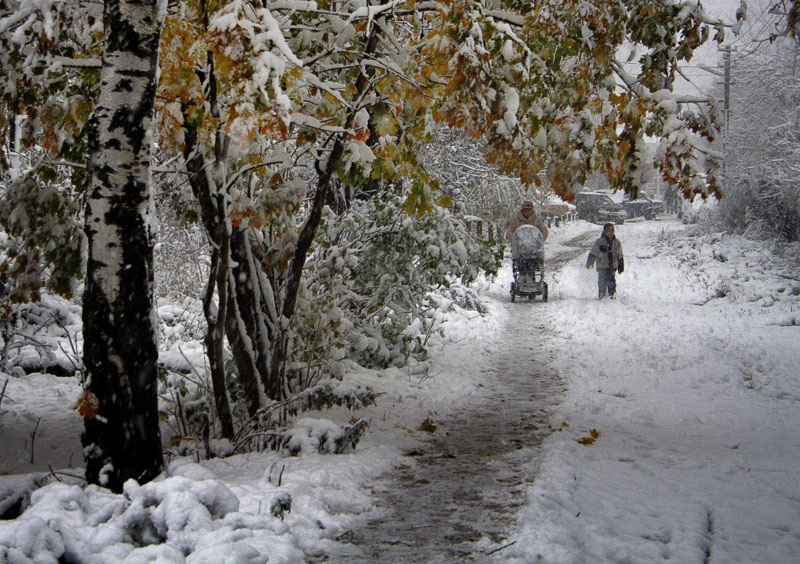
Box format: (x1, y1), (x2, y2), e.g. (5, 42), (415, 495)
(505, 219), (800, 563)
(2, 216), (800, 563)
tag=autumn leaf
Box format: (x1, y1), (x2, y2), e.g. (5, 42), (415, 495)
(348, 129), (370, 142)
(420, 417), (437, 433)
(640, 5), (656, 18)
(435, 194), (453, 208)
(577, 428), (600, 446)
(74, 389), (100, 419)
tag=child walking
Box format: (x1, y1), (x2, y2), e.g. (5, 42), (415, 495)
(586, 223), (624, 299)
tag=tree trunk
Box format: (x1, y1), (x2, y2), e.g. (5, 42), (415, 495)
(82, 0), (165, 492)
(202, 233), (235, 440)
(226, 229), (278, 402)
(183, 124), (269, 417)
(180, 32), (282, 413)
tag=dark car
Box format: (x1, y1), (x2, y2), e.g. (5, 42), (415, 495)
(623, 195), (664, 220)
(573, 192), (627, 225)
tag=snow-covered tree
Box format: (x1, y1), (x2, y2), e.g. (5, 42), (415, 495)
(152, 0), (730, 419)
(716, 1), (800, 240)
(80, 0), (165, 491)
(2, 0), (737, 464)
(420, 125), (533, 223)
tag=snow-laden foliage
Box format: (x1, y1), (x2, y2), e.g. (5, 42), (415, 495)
(297, 193), (502, 375)
(0, 0), (101, 164)
(716, 34), (800, 241)
(0, 172), (82, 303)
(420, 124), (540, 223)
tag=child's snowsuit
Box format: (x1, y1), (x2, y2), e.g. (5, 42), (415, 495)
(586, 231), (624, 298)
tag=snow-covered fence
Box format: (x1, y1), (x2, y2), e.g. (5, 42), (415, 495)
(543, 203), (577, 228)
(464, 216), (502, 241)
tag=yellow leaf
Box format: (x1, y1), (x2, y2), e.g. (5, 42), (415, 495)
(435, 194), (453, 208)
(420, 417), (437, 433)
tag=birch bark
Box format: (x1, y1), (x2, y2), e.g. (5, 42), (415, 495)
(82, 0), (165, 492)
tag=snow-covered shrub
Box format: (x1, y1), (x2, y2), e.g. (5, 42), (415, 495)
(158, 365), (212, 445)
(281, 417), (369, 456)
(158, 298), (206, 348)
(0, 475), (305, 562)
(0, 173), (83, 304)
(717, 178), (799, 241)
(0, 294), (81, 376)
(293, 193), (501, 380)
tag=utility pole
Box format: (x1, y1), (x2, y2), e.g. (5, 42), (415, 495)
(722, 46), (732, 133)
(718, 45), (733, 178)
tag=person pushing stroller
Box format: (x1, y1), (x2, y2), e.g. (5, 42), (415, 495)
(586, 223), (624, 299)
(506, 200), (550, 302)
(506, 200), (549, 243)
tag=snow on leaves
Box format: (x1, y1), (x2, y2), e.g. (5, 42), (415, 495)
(1, 0), (737, 211)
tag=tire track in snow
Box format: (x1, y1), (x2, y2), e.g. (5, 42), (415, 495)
(325, 285), (569, 561)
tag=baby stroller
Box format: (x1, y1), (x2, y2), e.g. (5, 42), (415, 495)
(510, 225), (548, 302)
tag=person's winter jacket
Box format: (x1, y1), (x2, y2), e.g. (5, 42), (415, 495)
(506, 209), (549, 242)
(586, 234), (624, 272)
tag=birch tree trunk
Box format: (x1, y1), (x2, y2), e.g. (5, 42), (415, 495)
(82, 0), (165, 492)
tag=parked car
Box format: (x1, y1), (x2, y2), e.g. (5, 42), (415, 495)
(573, 192), (627, 225)
(623, 195), (664, 220)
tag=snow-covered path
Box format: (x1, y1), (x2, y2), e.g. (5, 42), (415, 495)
(329, 294), (564, 562)
(504, 219), (800, 563)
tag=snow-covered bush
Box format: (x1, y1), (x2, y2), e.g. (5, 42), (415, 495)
(281, 417), (369, 456)
(294, 193), (501, 380)
(717, 177), (799, 241)
(0, 475), (305, 563)
(0, 173), (83, 304)
(0, 294), (81, 377)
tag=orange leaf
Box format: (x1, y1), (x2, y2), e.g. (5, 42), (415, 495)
(74, 389), (100, 419)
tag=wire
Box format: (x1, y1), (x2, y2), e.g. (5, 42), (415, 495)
(726, 0), (784, 56)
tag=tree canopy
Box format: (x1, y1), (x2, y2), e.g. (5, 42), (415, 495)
(0, 0), (735, 304)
